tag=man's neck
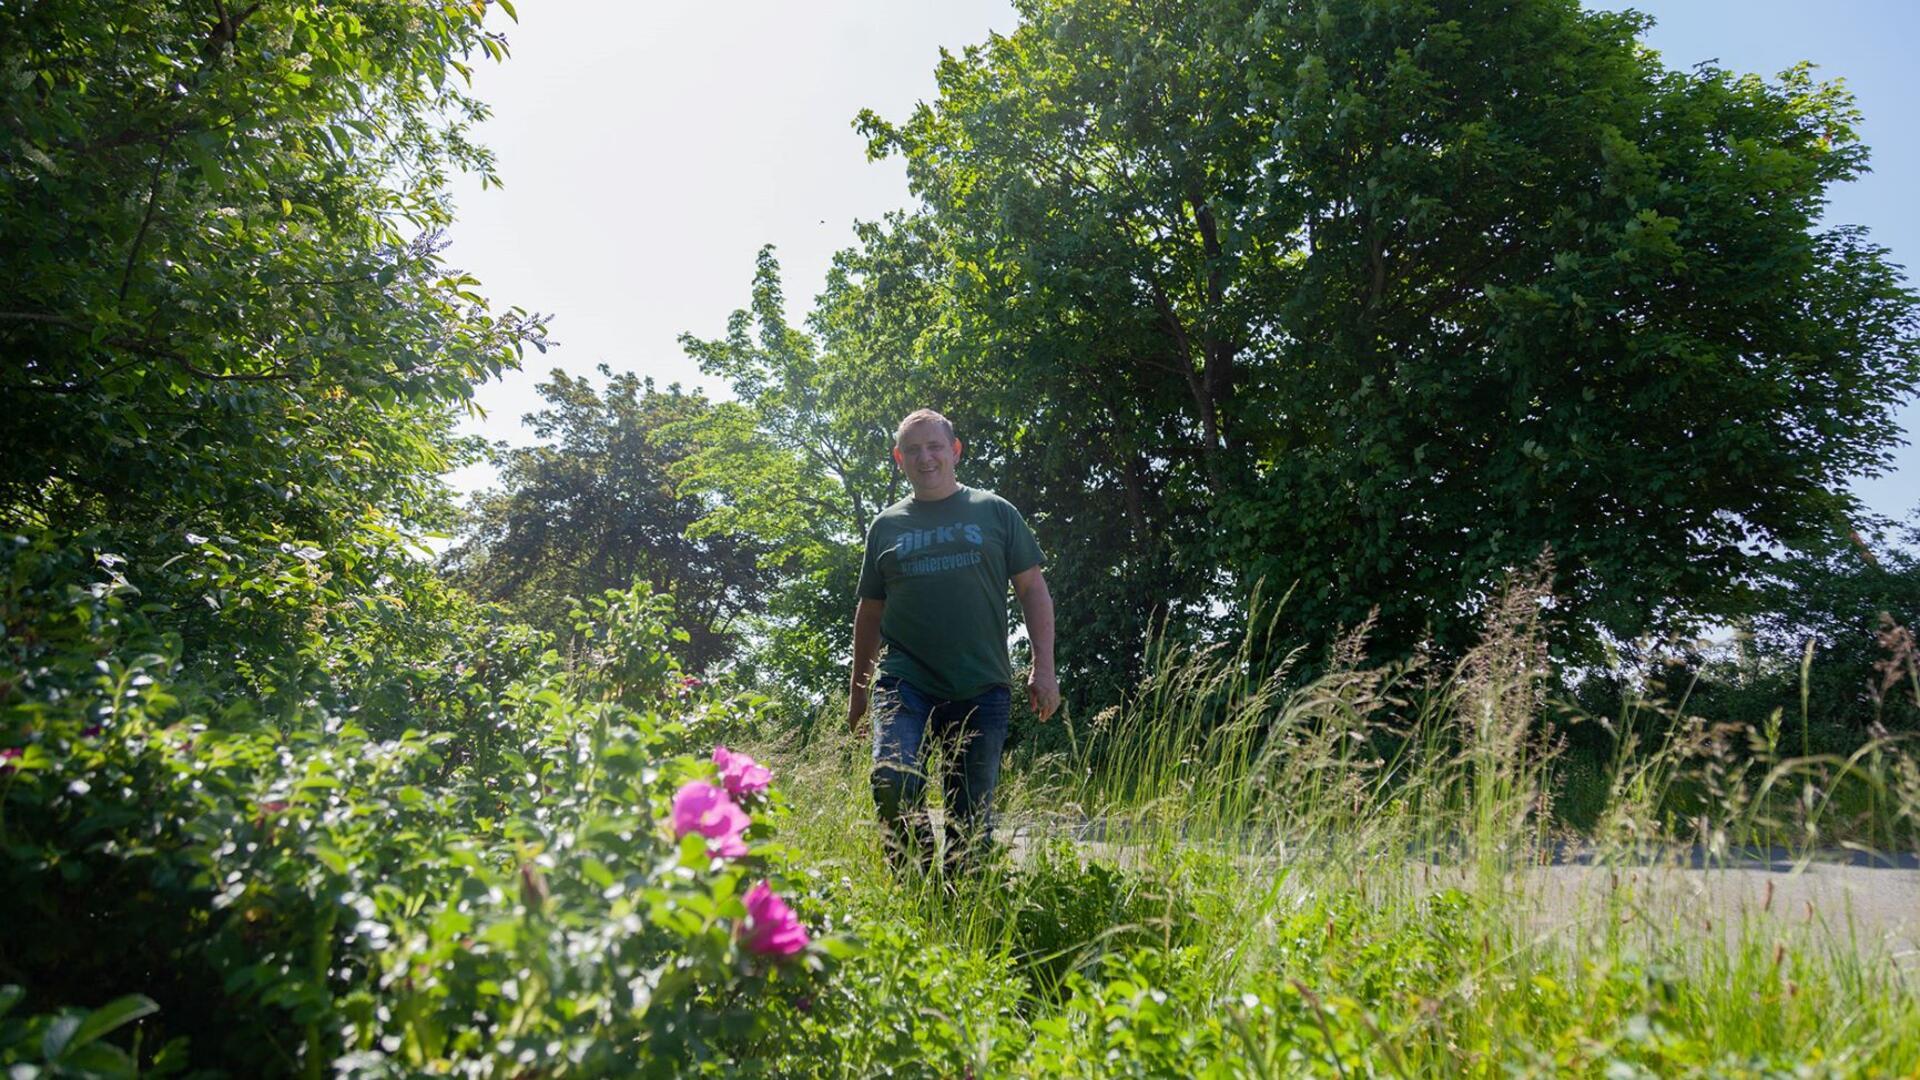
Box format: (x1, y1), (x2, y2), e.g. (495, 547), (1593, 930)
(911, 480), (962, 502)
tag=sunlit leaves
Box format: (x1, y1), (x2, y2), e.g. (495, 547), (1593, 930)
(1, 552), (835, 1073)
(862, 0), (1920, 664)
(1, 1), (546, 681)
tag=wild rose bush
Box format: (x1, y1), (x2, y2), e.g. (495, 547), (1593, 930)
(672, 780), (754, 858)
(714, 745), (773, 798)
(1, 555), (836, 1075)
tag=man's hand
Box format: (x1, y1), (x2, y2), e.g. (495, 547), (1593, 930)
(1027, 668), (1060, 722)
(847, 685), (869, 735)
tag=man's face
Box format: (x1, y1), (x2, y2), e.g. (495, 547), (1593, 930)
(893, 420), (962, 496)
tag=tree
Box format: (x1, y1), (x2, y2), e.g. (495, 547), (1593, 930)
(1738, 517), (1920, 738)
(443, 369), (765, 670)
(1, 0), (545, 687)
(859, 0), (1920, 665)
(672, 240), (967, 705)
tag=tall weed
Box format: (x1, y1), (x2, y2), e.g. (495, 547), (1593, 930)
(770, 560), (1920, 1075)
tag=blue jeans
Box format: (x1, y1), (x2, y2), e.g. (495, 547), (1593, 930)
(869, 675), (1011, 876)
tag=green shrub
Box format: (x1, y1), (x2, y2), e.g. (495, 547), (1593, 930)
(754, 920), (1028, 1078)
(2, 542), (840, 1075)
(1005, 839), (1195, 1002)
(0, 988), (181, 1078)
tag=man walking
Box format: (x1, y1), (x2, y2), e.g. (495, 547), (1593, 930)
(847, 408), (1060, 876)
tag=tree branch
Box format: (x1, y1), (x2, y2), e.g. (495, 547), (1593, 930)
(118, 132), (176, 302)
(1146, 275), (1216, 453)
(203, 1), (265, 62)
(6, 357), (148, 395)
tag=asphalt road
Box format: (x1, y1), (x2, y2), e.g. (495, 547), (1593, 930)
(1512, 859), (1920, 971)
(1000, 824), (1920, 973)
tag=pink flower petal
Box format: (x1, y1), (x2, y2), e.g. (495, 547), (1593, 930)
(671, 781), (750, 856)
(713, 745), (772, 798)
(740, 881), (809, 956)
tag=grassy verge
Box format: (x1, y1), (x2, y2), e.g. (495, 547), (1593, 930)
(760, 575), (1920, 1076)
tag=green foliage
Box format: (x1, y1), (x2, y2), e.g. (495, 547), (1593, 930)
(679, 244), (903, 547)
(1, 0), (547, 704)
(0, 0), (545, 519)
(3, 7), (845, 1074)
(755, 921), (1029, 1078)
(853, 0), (1920, 671)
(1739, 517), (1920, 737)
(1003, 839), (1196, 1001)
(1565, 515), (1920, 774)
(0, 988), (175, 1078)
(2, 549), (835, 1075)
(673, 240), (977, 709)
(10, 1), (1920, 1075)
(669, 0), (1920, 732)
(444, 368), (766, 670)
(760, 590), (1920, 1075)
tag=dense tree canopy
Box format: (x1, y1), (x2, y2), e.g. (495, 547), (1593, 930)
(2, 0), (544, 689)
(854, 0), (1920, 674)
(6, 4), (1920, 1071)
(669, 237), (1006, 703)
(9, 0), (1913, 725)
(443, 368), (765, 669)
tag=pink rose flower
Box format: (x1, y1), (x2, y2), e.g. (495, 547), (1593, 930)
(713, 745), (771, 798)
(671, 781), (750, 858)
(740, 881), (809, 956)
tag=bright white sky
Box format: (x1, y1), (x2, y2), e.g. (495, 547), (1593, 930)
(443, 1), (1919, 527)
(441, 1), (1020, 494)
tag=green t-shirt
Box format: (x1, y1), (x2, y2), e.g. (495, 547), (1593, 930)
(856, 485), (1044, 701)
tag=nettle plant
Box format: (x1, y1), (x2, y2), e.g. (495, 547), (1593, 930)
(1, 563), (842, 1076)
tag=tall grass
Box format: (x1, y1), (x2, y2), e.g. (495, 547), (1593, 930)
(762, 566), (1920, 1074)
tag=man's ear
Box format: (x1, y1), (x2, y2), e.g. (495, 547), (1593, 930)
(891, 447), (904, 469)
(953, 439), (965, 460)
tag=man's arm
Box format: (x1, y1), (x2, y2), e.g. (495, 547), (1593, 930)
(1012, 565), (1059, 721)
(847, 597), (885, 733)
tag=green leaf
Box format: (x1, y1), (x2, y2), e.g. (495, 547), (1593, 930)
(20, 142), (62, 175)
(312, 844), (349, 874)
(42, 1012), (83, 1059)
(65, 995), (160, 1055)
(580, 858), (614, 888)
(181, 138), (222, 185)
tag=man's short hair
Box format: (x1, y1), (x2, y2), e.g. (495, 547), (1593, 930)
(894, 408), (955, 445)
